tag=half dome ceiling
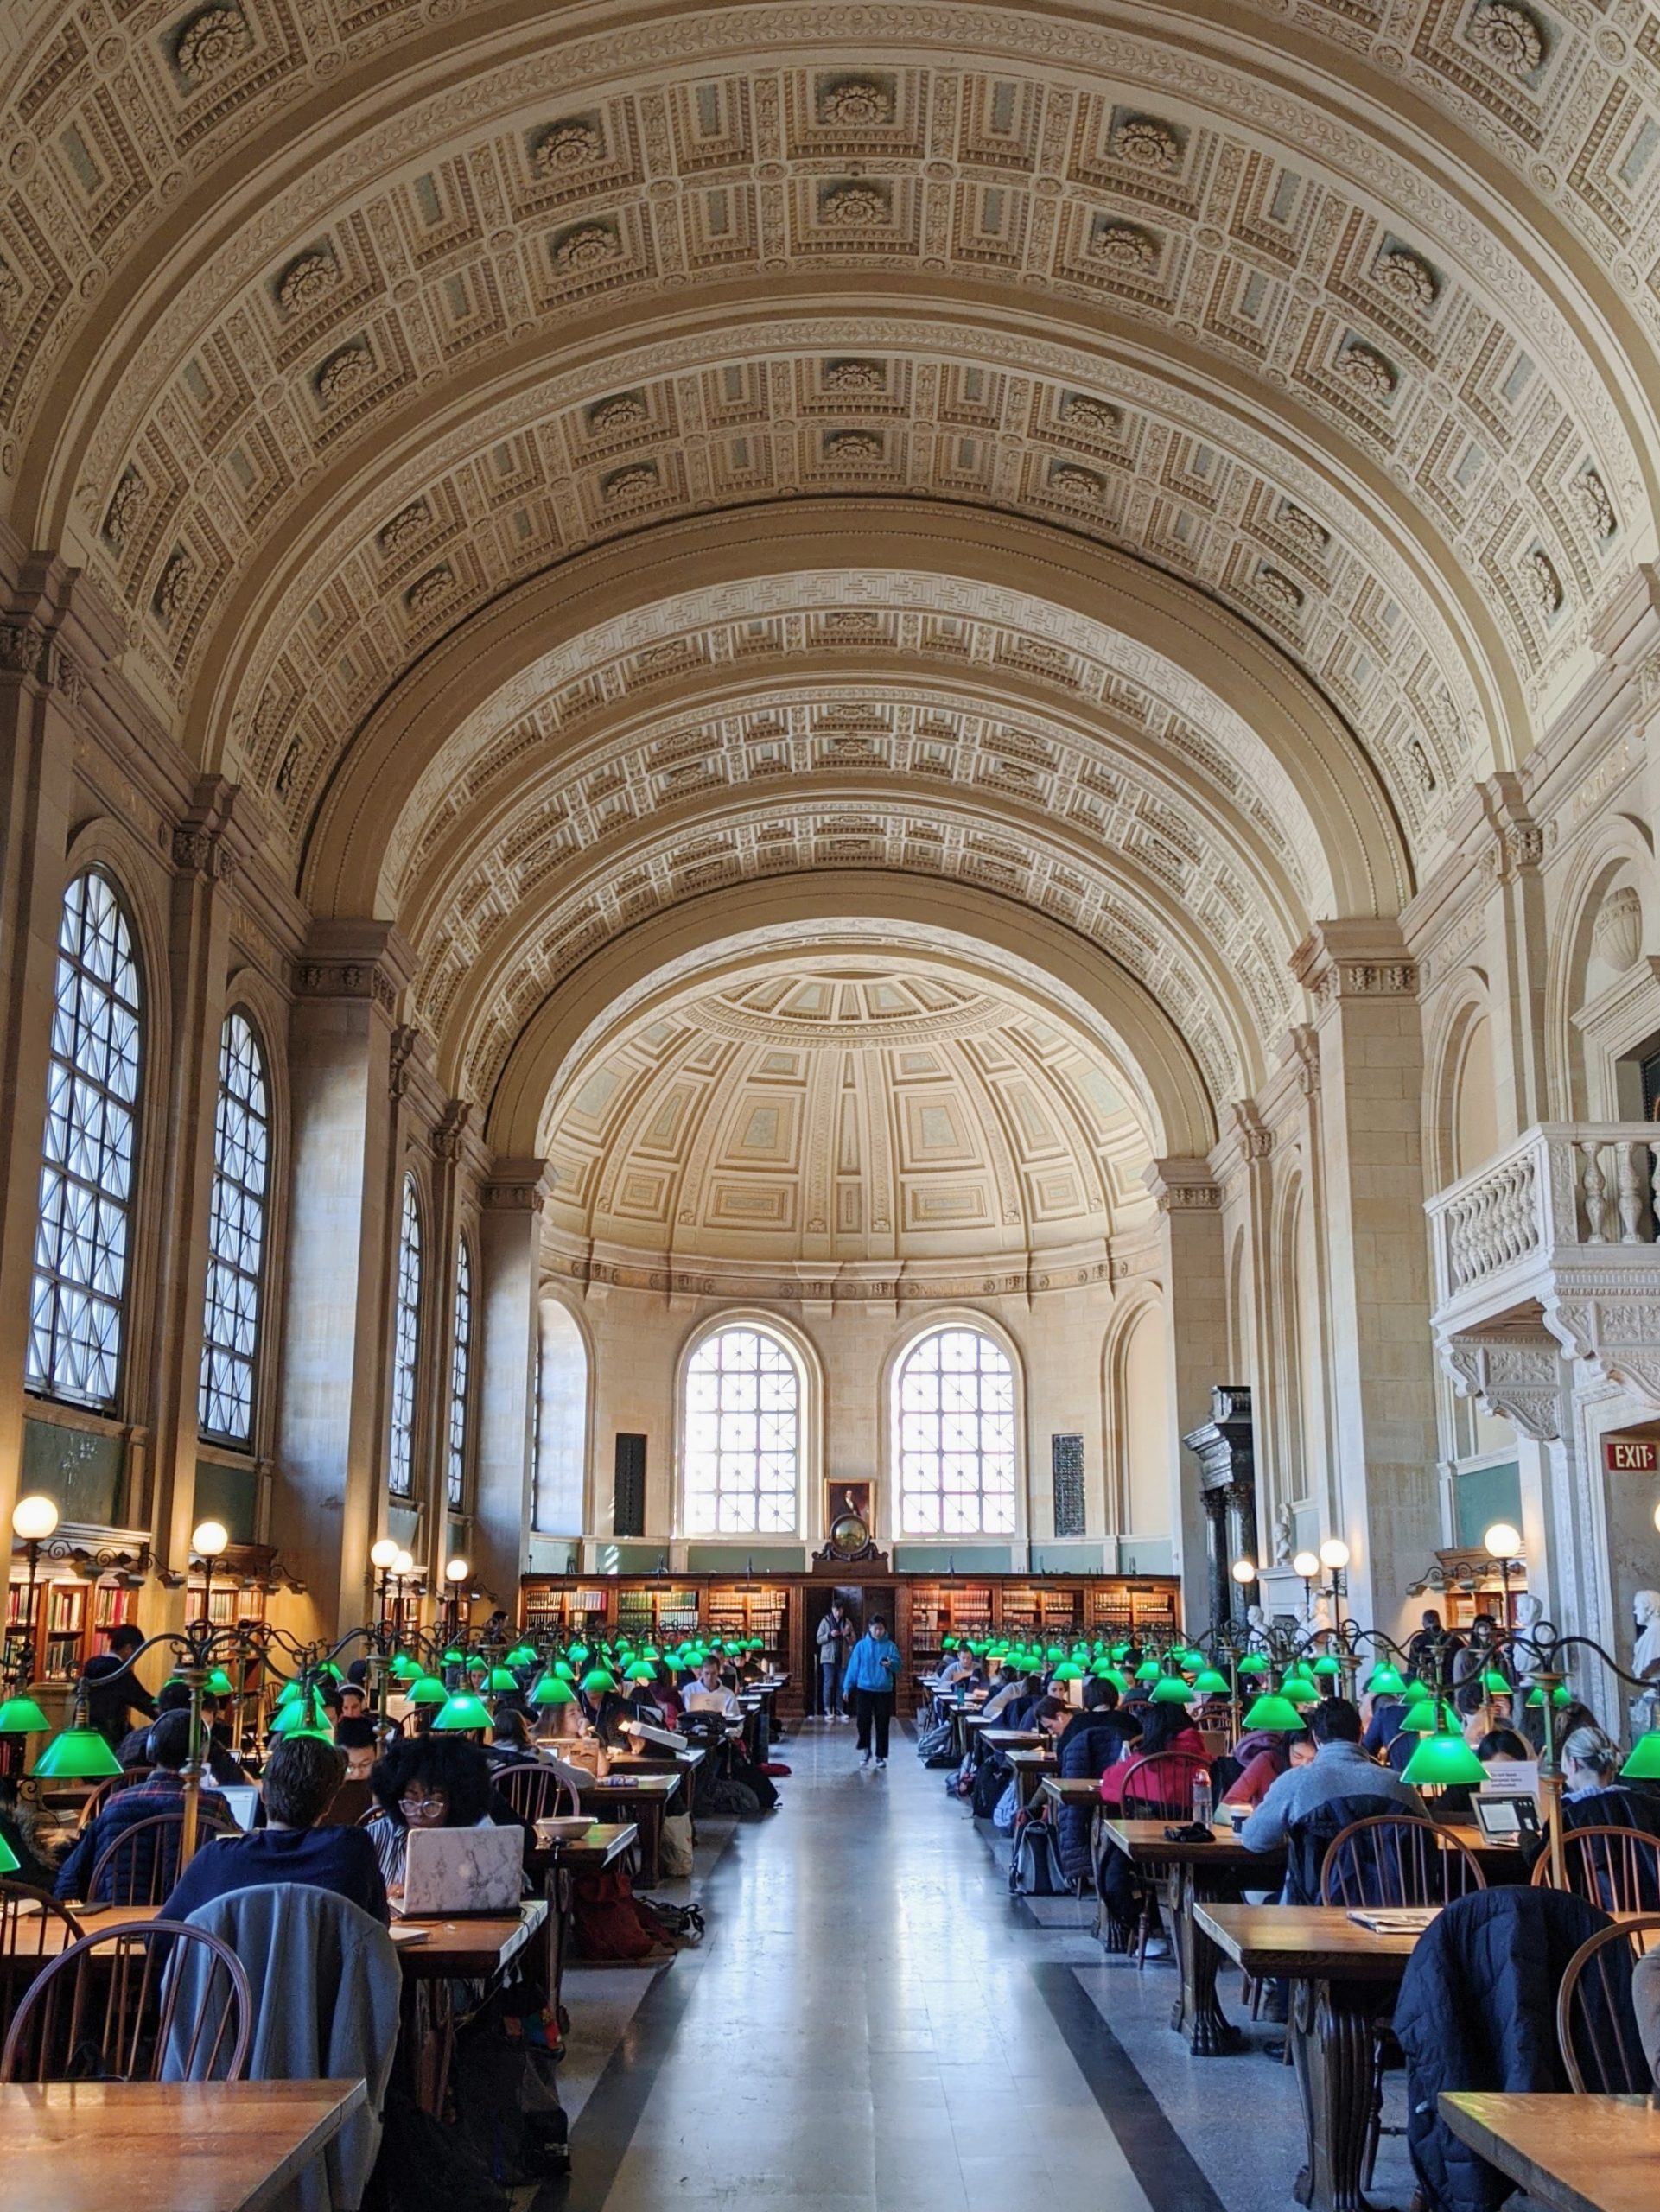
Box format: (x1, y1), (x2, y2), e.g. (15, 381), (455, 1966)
(541, 957), (1153, 1283)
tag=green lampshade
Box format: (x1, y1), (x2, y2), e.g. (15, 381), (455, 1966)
(0, 1693), (51, 1734)
(551, 1660), (576, 1682)
(1150, 1675), (1193, 1704)
(1110, 1643), (1131, 1662)
(0, 1830), (18, 1876)
(389, 1653), (422, 1682)
(1241, 1693), (1305, 1732)
(531, 1673), (576, 1707)
(442, 1648), (466, 1667)
(1619, 1730), (1660, 1780)
(316, 1663), (343, 1683)
(270, 1694), (326, 1737)
(1312, 1655), (1343, 1678)
(1193, 1669), (1231, 1696)
(1180, 1649), (1207, 1672)
(1401, 1731), (1485, 1787)
(506, 1645), (537, 1668)
(275, 1678), (304, 1707)
(625, 1660), (658, 1682)
(286, 1718), (335, 1744)
(432, 1690), (493, 1732)
(1237, 1653), (1269, 1676)
(408, 1675), (449, 1706)
(1366, 1663), (1406, 1696)
(1480, 1669), (1512, 1695)
(1526, 1681), (1574, 1709)
(569, 1643), (589, 1664)
(33, 1725), (123, 1779)
(201, 1667), (236, 1698)
(1401, 1679), (1430, 1703)
(1400, 1695), (1457, 1734)
(1099, 1668), (1131, 1693)
(581, 1667), (619, 1695)
(1281, 1674), (1320, 1706)
(1090, 1657), (1116, 1678)
(1051, 1662), (1084, 1682)
(1134, 1659), (1161, 1682)
(486, 1667), (518, 1694)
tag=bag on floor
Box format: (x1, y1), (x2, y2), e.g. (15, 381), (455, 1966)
(1010, 1815), (1061, 1897)
(658, 1810), (695, 1878)
(991, 1776), (1020, 1834)
(451, 1986), (570, 2189)
(916, 1719), (953, 1763)
(638, 1896), (705, 1948)
(972, 1757), (1010, 1819)
(569, 1866), (659, 1961)
(365, 2097), (512, 2212)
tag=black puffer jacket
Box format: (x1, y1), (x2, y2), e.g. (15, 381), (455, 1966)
(1053, 1719), (1133, 1881)
(1394, 1887), (1613, 2212)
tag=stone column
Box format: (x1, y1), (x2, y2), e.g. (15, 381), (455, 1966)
(143, 781), (260, 1606)
(474, 1162), (552, 1611)
(417, 1099), (470, 1595)
(0, 555), (117, 1539)
(1292, 923), (1441, 1633)
(271, 925), (413, 1641)
(1459, 777), (1548, 1140)
(1144, 1160), (1229, 1632)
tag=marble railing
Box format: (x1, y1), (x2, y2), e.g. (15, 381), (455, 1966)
(1428, 1123), (1660, 1309)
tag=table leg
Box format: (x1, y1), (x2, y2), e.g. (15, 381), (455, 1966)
(1171, 1866), (1239, 2056)
(1291, 1978), (1384, 2212)
(639, 1801), (662, 1885)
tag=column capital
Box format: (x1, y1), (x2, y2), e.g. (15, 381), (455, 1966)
(480, 1157), (557, 1213)
(1291, 918), (1418, 1008)
(1455, 772), (1546, 886)
(1142, 1157), (1220, 1213)
(294, 919), (417, 1018)
(170, 775), (269, 886)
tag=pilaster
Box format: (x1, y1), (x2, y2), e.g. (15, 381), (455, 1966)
(1457, 774), (1549, 1138)
(1143, 1158), (1227, 1630)
(474, 1161), (555, 1611)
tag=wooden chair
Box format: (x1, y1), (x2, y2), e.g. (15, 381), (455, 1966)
(490, 1761), (581, 1826)
(75, 1770), (145, 1830)
(1555, 1913), (1660, 2094)
(1117, 1752), (1211, 1969)
(0, 1881), (83, 2042)
(1531, 1824), (1660, 1912)
(1320, 1815), (1488, 1907)
(0, 1920), (252, 2083)
(86, 1809), (232, 1906)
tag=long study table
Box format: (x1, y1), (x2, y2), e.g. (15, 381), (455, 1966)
(1437, 2092), (1660, 2212)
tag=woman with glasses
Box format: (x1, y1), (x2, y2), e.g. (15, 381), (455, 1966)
(366, 1732), (499, 1899)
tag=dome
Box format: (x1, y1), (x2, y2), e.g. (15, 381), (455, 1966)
(542, 956), (1154, 1281)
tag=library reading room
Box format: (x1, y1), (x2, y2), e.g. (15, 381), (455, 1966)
(3, 3), (1660, 2209)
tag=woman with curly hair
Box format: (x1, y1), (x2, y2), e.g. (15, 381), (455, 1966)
(366, 1731), (499, 1898)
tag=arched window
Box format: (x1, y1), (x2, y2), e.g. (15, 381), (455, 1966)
(682, 1324), (801, 1535)
(894, 1326), (1017, 1535)
(27, 869), (143, 1409)
(198, 1012), (270, 1444)
(387, 1176), (422, 1498)
(447, 1237), (472, 1510)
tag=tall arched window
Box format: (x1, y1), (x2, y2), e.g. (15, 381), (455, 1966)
(894, 1326), (1017, 1535)
(27, 869), (143, 1409)
(682, 1324), (801, 1535)
(447, 1237), (472, 1510)
(198, 1012), (270, 1444)
(387, 1176), (422, 1498)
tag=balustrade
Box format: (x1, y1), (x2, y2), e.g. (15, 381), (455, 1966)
(1428, 1124), (1660, 1311)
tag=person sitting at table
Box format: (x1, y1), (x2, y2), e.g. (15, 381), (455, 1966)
(156, 1733), (389, 1925)
(338, 1681), (369, 1721)
(335, 1713), (380, 1783)
(487, 1707), (537, 1770)
(1363, 1689), (1409, 1759)
(683, 1652), (744, 1719)
(1429, 1726), (1532, 1817)
(1056, 1679), (1135, 1765)
(1097, 1700), (1196, 1810)
(113, 1679), (248, 1786)
(1223, 1727), (1313, 1810)
(1239, 1696), (1423, 1854)
(366, 1732), (502, 1898)
(54, 1709), (234, 1903)
(1537, 1721), (1660, 1840)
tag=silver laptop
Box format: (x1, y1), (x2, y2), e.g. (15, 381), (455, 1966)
(398, 1823), (525, 1918)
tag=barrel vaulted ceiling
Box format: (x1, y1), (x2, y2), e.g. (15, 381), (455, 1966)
(6, 0), (1659, 1130)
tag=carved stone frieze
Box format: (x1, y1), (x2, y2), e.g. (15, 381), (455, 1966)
(295, 958), (400, 1016)
(1441, 1327), (1564, 1442)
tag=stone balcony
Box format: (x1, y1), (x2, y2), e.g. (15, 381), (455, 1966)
(1426, 1123), (1660, 1436)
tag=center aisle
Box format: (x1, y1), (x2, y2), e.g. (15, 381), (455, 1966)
(560, 1723), (1163, 2212)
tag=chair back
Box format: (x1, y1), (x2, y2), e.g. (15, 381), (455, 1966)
(0, 1920), (251, 2083)
(1119, 1751), (1209, 1822)
(86, 1809), (232, 1905)
(0, 1882), (83, 2040)
(1532, 1824), (1660, 1913)
(491, 1761), (580, 1823)
(1555, 1913), (1660, 2094)
(1320, 1814), (1486, 1906)
(76, 1771), (143, 1831)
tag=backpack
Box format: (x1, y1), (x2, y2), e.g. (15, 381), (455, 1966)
(637, 1897), (705, 1948)
(1011, 1815), (1061, 1897)
(451, 1986), (570, 2190)
(916, 1719), (954, 1764)
(972, 1758), (1010, 1819)
(658, 1810), (695, 1878)
(991, 1777), (1021, 1834)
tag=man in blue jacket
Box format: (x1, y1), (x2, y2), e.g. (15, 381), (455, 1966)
(843, 1616), (904, 1768)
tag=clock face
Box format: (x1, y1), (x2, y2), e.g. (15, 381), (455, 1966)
(830, 1510), (869, 1557)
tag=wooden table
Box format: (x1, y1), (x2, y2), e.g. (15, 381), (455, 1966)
(1438, 2092), (1660, 2212)
(1003, 1748), (1058, 1810)
(576, 1770), (682, 1883)
(1099, 1819), (1287, 2056)
(0, 2077), (367, 2211)
(979, 1728), (1044, 1752)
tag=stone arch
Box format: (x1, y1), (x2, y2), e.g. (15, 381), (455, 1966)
(1102, 1285), (1168, 1550)
(1545, 817), (1659, 1118)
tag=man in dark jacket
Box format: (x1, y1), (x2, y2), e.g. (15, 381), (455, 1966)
(54, 1710), (232, 1904)
(158, 1734), (388, 1926)
(83, 1622), (156, 1748)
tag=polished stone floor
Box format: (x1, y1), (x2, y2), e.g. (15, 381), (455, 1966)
(547, 1723), (1415, 2212)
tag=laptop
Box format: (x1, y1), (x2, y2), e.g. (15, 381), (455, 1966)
(217, 1784), (261, 1832)
(398, 1823), (525, 1919)
(1472, 1792), (1541, 1847)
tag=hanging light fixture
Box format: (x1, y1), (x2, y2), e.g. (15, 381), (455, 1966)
(1401, 1731), (1485, 1788)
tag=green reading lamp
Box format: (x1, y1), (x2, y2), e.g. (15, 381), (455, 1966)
(1051, 1661), (1084, 1683)
(0, 1690), (51, 1735)
(506, 1644), (537, 1669)
(1281, 1673), (1320, 1707)
(1312, 1654), (1343, 1679)
(486, 1667), (518, 1694)
(408, 1675), (449, 1707)
(432, 1688), (492, 1732)
(582, 1667), (619, 1696)
(531, 1673), (576, 1707)
(389, 1653), (423, 1683)
(1400, 1695), (1459, 1734)
(274, 1677), (304, 1708)
(1240, 1691), (1304, 1733)
(1134, 1658), (1161, 1683)
(1193, 1668), (1232, 1697)
(1401, 1731), (1485, 1788)
(33, 1722), (123, 1779)
(0, 1830), (18, 1877)
(1619, 1730), (1660, 1780)
(1480, 1668), (1512, 1696)
(1525, 1681), (1574, 1708)
(1237, 1653), (1269, 1677)
(270, 1689), (327, 1738)
(625, 1660), (658, 1683)
(1150, 1675), (1193, 1704)
(1366, 1662), (1406, 1696)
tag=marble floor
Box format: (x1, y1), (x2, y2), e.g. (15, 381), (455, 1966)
(546, 1724), (1416, 2212)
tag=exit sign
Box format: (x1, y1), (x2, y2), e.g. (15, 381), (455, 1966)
(1605, 1438), (1659, 1474)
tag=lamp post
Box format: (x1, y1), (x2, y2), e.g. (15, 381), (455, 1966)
(444, 1554), (470, 1641)
(190, 1519), (229, 1635)
(391, 1549), (415, 1644)
(1483, 1520), (1523, 1628)
(1292, 1549), (1320, 1625)
(1319, 1539), (1352, 1638)
(369, 1538), (400, 1635)
(9, 1495), (59, 1685)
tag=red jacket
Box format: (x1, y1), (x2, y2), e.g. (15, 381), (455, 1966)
(1097, 1725), (1207, 1808)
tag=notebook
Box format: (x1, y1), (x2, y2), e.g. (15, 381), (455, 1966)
(398, 1822), (525, 1918)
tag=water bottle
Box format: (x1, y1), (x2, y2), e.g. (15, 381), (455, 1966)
(1192, 1770), (1213, 1829)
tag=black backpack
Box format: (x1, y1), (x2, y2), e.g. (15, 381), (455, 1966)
(971, 1755), (1010, 1818)
(1010, 1815), (1061, 1897)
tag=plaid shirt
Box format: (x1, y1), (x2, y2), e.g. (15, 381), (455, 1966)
(54, 1771), (232, 1905)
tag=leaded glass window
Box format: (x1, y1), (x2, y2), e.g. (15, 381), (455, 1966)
(388, 1176), (422, 1498)
(198, 1012), (270, 1443)
(27, 870), (143, 1408)
(682, 1325), (800, 1535)
(895, 1327), (1017, 1535)
(447, 1237), (472, 1509)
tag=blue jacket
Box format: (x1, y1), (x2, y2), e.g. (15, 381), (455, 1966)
(843, 1633), (903, 1697)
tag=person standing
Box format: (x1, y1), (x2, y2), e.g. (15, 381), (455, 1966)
(843, 1614), (902, 1769)
(816, 1599), (852, 1721)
